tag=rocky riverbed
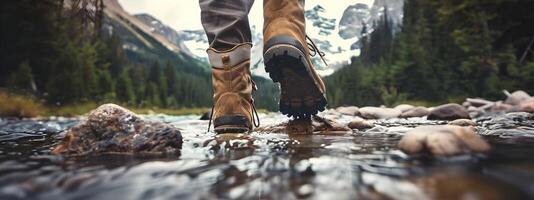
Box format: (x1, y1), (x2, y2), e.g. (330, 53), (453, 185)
(0, 91), (534, 199)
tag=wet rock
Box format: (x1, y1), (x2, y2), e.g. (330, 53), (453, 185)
(477, 112), (534, 131)
(489, 102), (513, 112)
(525, 97), (534, 103)
(427, 103), (470, 120)
(256, 116), (351, 134)
(199, 110), (212, 120)
(52, 104), (182, 155)
(347, 118), (374, 130)
(462, 101), (471, 108)
(335, 106), (359, 116)
(359, 107), (402, 119)
(400, 107), (430, 118)
(448, 119), (477, 127)
(509, 102), (534, 113)
(394, 104), (415, 113)
(467, 106), (485, 118)
(465, 98), (494, 107)
(398, 125), (490, 156)
(505, 90), (531, 105)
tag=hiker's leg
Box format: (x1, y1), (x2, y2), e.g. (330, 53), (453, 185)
(199, 0), (255, 50)
(200, 0), (258, 133)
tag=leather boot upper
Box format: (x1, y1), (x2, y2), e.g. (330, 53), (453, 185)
(263, 0), (326, 94)
(263, 0), (307, 52)
(208, 43), (255, 130)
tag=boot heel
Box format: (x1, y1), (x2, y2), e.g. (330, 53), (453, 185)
(213, 115), (251, 133)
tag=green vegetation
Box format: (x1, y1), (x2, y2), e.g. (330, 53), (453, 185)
(0, 90), (211, 118)
(3, 0), (533, 117)
(45, 102), (210, 117)
(0, 91), (43, 118)
(0, 0), (278, 117)
(326, 0), (534, 107)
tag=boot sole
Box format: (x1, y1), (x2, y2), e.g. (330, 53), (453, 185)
(264, 44), (327, 118)
(213, 115), (251, 134)
(214, 125), (249, 134)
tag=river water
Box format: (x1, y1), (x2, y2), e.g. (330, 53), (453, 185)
(0, 112), (533, 200)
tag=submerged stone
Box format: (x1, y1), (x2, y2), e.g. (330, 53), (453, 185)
(398, 125), (490, 156)
(255, 115), (351, 134)
(448, 119), (477, 127)
(52, 104), (182, 155)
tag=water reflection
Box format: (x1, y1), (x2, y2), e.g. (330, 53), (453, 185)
(0, 113), (533, 199)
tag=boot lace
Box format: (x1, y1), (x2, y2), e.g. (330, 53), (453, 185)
(306, 35), (328, 67)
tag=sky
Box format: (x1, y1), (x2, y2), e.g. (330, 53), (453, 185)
(118, 0), (375, 32)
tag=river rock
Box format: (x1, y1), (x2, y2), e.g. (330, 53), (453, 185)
(200, 110), (211, 120)
(52, 104), (182, 155)
(400, 107), (430, 118)
(398, 125), (490, 156)
(347, 118), (374, 130)
(427, 103), (470, 120)
(394, 104), (415, 113)
(448, 119), (477, 127)
(359, 107), (401, 119)
(335, 106), (359, 116)
(505, 90), (530, 105)
(524, 97), (534, 103)
(489, 102), (513, 112)
(462, 101), (471, 108)
(509, 102), (534, 113)
(255, 116), (351, 134)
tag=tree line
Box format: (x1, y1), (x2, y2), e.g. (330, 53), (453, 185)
(0, 0), (279, 110)
(326, 0), (534, 107)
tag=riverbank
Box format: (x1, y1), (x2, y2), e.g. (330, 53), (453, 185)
(0, 92), (209, 118)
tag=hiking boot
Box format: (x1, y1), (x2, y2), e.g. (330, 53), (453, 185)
(263, 0), (327, 118)
(208, 43), (260, 133)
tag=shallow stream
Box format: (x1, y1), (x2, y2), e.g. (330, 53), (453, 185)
(1, 112), (534, 199)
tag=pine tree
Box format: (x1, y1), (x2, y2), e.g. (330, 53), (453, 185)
(7, 61), (35, 93)
(145, 82), (161, 107)
(164, 60), (177, 97)
(116, 67), (136, 104)
(79, 42), (99, 100)
(96, 69), (115, 101)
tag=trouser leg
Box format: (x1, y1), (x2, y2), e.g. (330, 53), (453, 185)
(199, 0), (255, 50)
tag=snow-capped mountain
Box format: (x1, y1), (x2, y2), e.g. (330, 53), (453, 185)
(183, 0), (403, 76)
(134, 13), (209, 62)
(339, 3), (371, 40)
(127, 1), (404, 77)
